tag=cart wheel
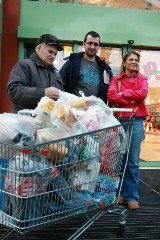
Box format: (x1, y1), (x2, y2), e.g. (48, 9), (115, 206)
(118, 223), (126, 237)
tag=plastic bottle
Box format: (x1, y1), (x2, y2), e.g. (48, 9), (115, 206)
(9, 149), (42, 196)
(40, 148), (48, 163)
(39, 148), (51, 188)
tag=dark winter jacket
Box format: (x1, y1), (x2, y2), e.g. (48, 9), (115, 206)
(7, 52), (64, 113)
(59, 52), (113, 103)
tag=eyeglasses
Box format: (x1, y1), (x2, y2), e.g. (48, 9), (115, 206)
(85, 41), (99, 47)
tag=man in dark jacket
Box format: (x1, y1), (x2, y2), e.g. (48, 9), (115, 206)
(7, 34), (64, 113)
(59, 31), (113, 103)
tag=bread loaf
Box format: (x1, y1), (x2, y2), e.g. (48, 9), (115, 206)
(47, 143), (68, 162)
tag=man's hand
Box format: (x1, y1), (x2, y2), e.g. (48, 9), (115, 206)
(45, 87), (60, 99)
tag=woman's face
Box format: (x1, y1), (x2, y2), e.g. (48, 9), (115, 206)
(123, 53), (139, 74)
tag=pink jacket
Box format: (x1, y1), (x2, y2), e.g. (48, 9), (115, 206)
(107, 72), (148, 118)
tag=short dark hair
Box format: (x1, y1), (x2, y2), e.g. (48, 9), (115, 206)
(84, 31), (100, 43)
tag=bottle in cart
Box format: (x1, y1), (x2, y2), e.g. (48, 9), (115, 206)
(10, 149), (42, 196)
(37, 148), (51, 189)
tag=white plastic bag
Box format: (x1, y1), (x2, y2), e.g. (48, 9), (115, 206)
(33, 96), (55, 129)
(0, 113), (37, 146)
(51, 99), (87, 134)
(79, 105), (120, 131)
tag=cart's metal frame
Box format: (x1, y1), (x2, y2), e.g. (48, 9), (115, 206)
(0, 109), (134, 239)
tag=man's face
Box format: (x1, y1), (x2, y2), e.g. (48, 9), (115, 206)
(83, 35), (100, 57)
(36, 43), (58, 66)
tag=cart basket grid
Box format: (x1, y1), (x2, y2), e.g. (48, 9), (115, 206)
(0, 118), (133, 236)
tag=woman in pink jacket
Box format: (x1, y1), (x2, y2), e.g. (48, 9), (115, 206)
(107, 51), (148, 210)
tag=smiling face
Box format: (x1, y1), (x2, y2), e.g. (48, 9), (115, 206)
(35, 43), (58, 66)
(123, 52), (140, 75)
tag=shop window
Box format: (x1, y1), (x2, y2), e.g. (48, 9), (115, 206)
(99, 47), (122, 75)
(24, 43), (36, 59)
(54, 45), (72, 70)
(134, 49), (160, 134)
(40, 0), (160, 11)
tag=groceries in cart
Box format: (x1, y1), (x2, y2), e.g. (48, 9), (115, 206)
(33, 96), (55, 129)
(68, 136), (100, 193)
(0, 93), (124, 147)
(0, 113), (36, 146)
(52, 92), (120, 132)
(51, 98), (88, 134)
(3, 148), (50, 227)
(36, 127), (68, 145)
(0, 92), (128, 230)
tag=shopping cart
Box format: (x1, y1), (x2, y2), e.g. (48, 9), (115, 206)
(0, 109), (134, 239)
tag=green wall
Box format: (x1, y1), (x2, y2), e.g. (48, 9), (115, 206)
(18, 0), (160, 47)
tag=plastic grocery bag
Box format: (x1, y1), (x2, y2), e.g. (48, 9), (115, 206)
(0, 113), (37, 146)
(69, 162), (100, 193)
(51, 98), (87, 134)
(59, 91), (80, 101)
(68, 137), (100, 193)
(79, 105), (120, 131)
(36, 127), (68, 144)
(33, 96), (55, 129)
(4, 149), (48, 227)
(60, 91), (106, 110)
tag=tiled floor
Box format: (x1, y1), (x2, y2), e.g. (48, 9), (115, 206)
(140, 132), (160, 161)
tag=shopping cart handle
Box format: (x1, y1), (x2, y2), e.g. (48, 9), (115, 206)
(111, 108), (133, 112)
